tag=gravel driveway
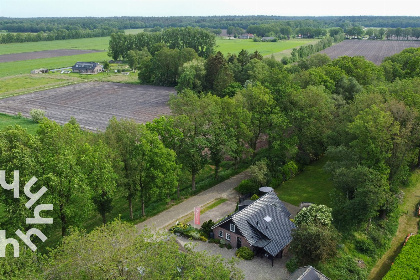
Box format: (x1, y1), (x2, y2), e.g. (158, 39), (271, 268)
(176, 236), (291, 280)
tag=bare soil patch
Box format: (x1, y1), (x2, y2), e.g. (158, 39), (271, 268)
(0, 49), (104, 63)
(320, 40), (420, 65)
(0, 82), (175, 131)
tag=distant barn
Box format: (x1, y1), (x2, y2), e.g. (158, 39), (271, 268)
(72, 62), (103, 74)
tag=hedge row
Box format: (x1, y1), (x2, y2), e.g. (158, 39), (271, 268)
(383, 234), (420, 280)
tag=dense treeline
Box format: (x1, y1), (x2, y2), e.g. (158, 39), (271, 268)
(0, 27), (117, 44)
(108, 27), (216, 60)
(2, 16), (420, 33)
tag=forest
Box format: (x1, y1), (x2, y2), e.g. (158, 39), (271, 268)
(1, 19), (420, 278)
(1, 15), (420, 44)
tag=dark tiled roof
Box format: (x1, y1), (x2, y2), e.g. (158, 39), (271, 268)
(288, 266), (330, 280)
(212, 191), (295, 257)
(73, 62), (100, 69)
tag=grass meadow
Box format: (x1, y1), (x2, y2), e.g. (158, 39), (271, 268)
(0, 113), (39, 134)
(216, 38), (318, 57)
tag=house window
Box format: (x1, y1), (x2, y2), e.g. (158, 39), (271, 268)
(230, 223), (235, 232)
(218, 230), (223, 238)
(226, 233), (231, 241)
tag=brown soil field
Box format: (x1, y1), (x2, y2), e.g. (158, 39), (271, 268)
(0, 49), (103, 63)
(320, 40), (420, 65)
(0, 82), (175, 131)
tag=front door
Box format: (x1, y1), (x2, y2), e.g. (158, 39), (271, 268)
(237, 237), (242, 248)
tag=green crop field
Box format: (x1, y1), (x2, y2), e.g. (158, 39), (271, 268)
(0, 37), (109, 55)
(124, 29), (144, 34)
(216, 38), (318, 56)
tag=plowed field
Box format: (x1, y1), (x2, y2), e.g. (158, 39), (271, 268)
(0, 49), (103, 63)
(320, 40), (420, 65)
(0, 82), (175, 131)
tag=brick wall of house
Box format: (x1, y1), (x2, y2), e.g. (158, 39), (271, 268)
(213, 226), (252, 250)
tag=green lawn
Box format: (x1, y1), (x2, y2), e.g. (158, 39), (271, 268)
(0, 113), (39, 134)
(216, 38), (318, 57)
(0, 37), (110, 55)
(275, 157), (334, 207)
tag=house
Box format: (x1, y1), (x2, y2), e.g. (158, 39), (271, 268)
(261, 37), (277, 42)
(72, 62), (103, 74)
(211, 191), (296, 265)
(288, 266), (330, 280)
(238, 33), (255, 39)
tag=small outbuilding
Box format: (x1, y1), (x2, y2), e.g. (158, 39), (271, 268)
(31, 68), (49, 74)
(72, 62), (103, 74)
(288, 265), (330, 280)
(211, 191), (296, 266)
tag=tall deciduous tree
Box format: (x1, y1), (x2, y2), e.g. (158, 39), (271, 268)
(80, 138), (117, 224)
(169, 91), (211, 191)
(234, 83), (277, 156)
(103, 117), (141, 220)
(36, 119), (93, 236)
(133, 125), (178, 216)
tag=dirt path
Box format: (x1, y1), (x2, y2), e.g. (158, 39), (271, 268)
(368, 170), (420, 280)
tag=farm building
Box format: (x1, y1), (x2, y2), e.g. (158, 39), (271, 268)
(238, 33), (255, 39)
(72, 62), (103, 74)
(211, 191), (296, 266)
(31, 68), (49, 74)
(288, 266), (330, 280)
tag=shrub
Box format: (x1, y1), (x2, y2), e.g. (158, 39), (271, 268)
(294, 204), (333, 227)
(235, 179), (259, 195)
(249, 159), (270, 186)
(235, 247), (254, 260)
(286, 257), (299, 273)
(30, 109), (45, 122)
(200, 220), (215, 237)
(250, 194), (259, 200)
(355, 238), (377, 257)
(226, 243), (232, 249)
(200, 236), (208, 242)
(320, 254), (367, 280)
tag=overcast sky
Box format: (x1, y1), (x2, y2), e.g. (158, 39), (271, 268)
(1, 0), (419, 18)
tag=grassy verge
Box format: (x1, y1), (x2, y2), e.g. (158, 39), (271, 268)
(0, 113), (39, 134)
(368, 169), (420, 280)
(178, 198), (229, 225)
(216, 38), (318, 57)
(274, 156), (333, 207)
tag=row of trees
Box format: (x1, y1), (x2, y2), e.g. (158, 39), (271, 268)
(286, 35), (344, 64)
(0, 28), (117, 44)
(3, 16), (420, 34)
(0, 118), (178, 237)
(108, 27), (216, 60)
